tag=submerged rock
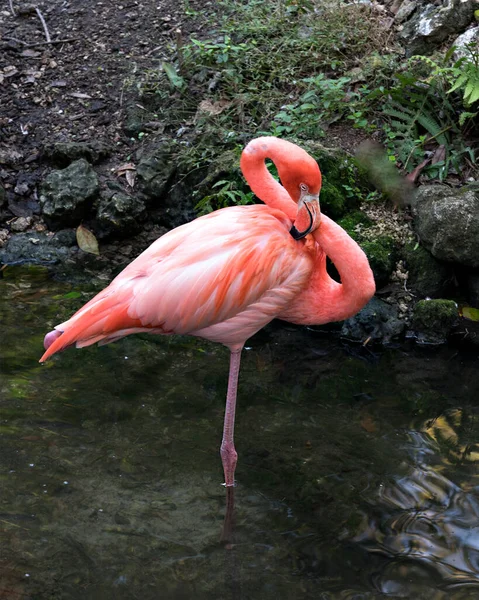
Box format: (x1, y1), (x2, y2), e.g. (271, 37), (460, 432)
(0, 231), (76, 266)
(341, 297), (406, 344)
(40, 159), (99, 229)
(411, 184), (479, 268)
(411, 299), (458, 345)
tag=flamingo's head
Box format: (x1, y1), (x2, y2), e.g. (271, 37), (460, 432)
(276, 152), (322, 240)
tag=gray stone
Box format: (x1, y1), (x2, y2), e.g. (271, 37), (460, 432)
(44, 141), (111, 167)
(40, 159), (99, 228)
(451, 26), (479, 61)
(395, 0), (418, 23)
(341, 297), (406, 344)
(411, 184), (479, 268)
(0, 229), (9, 248)
(403, 241), (451, 297)
(400, 0), (476, 56)
(0, 183), (6, 208)
(0, 232), (75, 266)
(136, 147), (176, 201)
(96, 192), (146, 238)
(10, 216), (33, 232)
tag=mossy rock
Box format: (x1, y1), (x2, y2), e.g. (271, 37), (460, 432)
(402, 241), (451, 298)
(412, 299), (458, 345)
(338, 210), (373, 241)
(361, 236), (397, 288)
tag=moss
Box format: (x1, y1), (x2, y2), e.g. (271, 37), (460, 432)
(402, 241), (451, 298)
(412, 299), (458, 344)
(338, 210), (373, 241)
(361, 236), (397, 288)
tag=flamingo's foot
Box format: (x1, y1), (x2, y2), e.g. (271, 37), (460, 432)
(220, 440), (238, 488)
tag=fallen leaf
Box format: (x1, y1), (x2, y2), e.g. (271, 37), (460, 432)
(76, 224), (99, 255)
(162, 62), (185, 89)
(431, 145), (446, 165)
(69, 92), (92, 99)
(125, 170), (136, 188)
(115, 162), (136, 176)
(3, 66), (18, 78)
(460, 306), (479, 321)
(405, 159), (430, 184)
(197, 99), (232, 117)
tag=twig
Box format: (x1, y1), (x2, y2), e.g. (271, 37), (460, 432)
(30, 37), (79, 47)
(175, 28), (184, 73)
(35, 7), (51, 43)
(2, 36), (80, 47)
(9, 0), (16, 17)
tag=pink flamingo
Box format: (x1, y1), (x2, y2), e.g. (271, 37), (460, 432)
(40, 137), (375, 487)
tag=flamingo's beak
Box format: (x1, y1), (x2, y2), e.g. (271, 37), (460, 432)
(290, 193), (321, 240)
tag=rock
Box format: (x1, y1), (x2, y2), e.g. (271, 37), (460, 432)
(411, 299), (458, 345)
(402, 241), (451, 297)
(40, 159), (99, 229)
(341, 297), (406, 344)
(399, 0), (476, 56)
(411, 184), (479, 268)
(96, 192), (146, 238)
(451, 26), (479, 61)
(0, 232), (76, 266)
(467, 272), (479, 307)
(43, 141), (111, 167)
(10, 216), (33, 232)
(0, 228), (9, 248)
(0, 183), (6, 208)
(136, 146), (176, 201)
(395, 0), (417, 23)
(361, 236), (397, 288)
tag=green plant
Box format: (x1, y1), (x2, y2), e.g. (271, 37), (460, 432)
(195, 178), (255, 215)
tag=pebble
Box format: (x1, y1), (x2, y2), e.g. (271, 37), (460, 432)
(10, 216), (33, 232)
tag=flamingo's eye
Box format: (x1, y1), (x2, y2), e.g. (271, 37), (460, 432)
(300, 183), (308, 192)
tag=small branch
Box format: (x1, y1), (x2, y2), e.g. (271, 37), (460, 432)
(2, 36), (80, 47)
(175, 28), (184, 73)
(35, 6), (51, 43)
(30, 37), (79, 47)
(9, 0), (16, 17)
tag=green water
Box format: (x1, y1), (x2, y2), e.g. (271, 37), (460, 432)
(2, 266), (479, 599)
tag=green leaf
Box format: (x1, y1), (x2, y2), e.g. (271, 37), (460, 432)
(461, 306), (479, 321)
(63, 291), (82, 299)
(162, 62), (185, 89)
(76, 225), (100, 256)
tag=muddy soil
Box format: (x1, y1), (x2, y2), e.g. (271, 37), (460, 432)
(0, 0), (215, 239)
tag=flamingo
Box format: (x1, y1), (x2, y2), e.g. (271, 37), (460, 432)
(40, 137), (375, 487)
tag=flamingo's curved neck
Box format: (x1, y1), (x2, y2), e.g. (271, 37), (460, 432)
(240, 138), (297, 220)
(312, 215), (376, 322)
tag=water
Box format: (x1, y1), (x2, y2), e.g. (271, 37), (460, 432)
(1, 265), (479, 599)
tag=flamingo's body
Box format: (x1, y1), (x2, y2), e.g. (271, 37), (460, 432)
(40, 137), (375, 486)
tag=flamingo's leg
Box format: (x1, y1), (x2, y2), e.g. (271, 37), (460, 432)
(220, 349), (242, 487)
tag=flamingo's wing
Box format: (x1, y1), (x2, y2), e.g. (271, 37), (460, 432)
(40, 207), (311, 361)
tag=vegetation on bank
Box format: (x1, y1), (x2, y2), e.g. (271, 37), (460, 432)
(127, 0), (479, 213)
